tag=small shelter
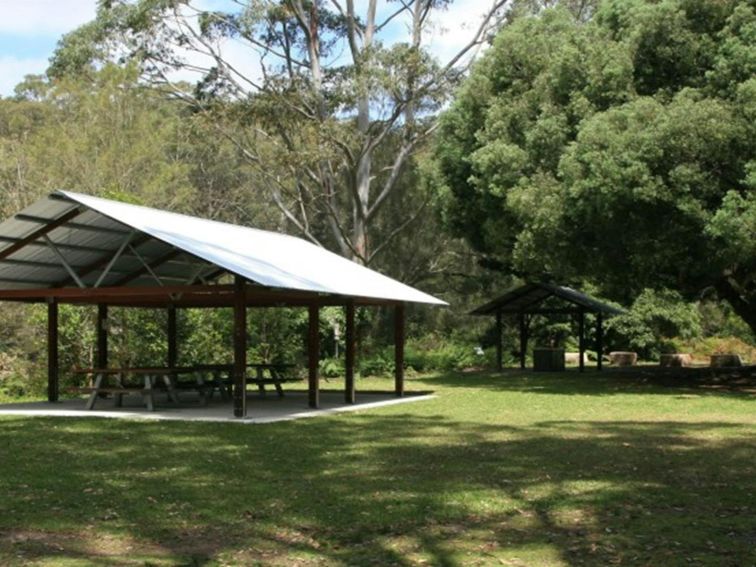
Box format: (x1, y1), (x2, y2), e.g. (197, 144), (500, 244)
(471, 283), (624, 371)
(0, 191), (446, 417)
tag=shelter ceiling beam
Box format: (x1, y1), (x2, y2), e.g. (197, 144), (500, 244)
(112, 249), (182, 286)
(128, 244), (164, 286)
(96, 232), (146, 287)
(55, 231), (146, 288)
(0, 277), (61, 286)
(0, 208), (81, 261)
(0, 285), (399, 308)
(188, 268), (227, 285)
(43, 235), (85, 288)
(0, 257), (128, 272)
(0, 236), (120, 256)
(15, 214), (130, 237)
(0, 283), (236, 301)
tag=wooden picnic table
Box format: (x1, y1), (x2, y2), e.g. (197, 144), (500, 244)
(72, 363), (300, 410)
(248, 363), (298, 397)
(71, 367), (182, 411)
(185, 363), (299, 397)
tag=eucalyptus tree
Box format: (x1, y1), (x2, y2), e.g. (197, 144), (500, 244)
(50, 0), (507, 265)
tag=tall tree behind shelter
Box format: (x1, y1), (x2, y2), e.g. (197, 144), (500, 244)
(49, 0), (507, 266)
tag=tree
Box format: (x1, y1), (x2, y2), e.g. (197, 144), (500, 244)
(49, 0), (507, 266)
(432, 0), (756, 330)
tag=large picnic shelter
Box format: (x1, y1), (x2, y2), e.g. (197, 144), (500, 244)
(471, 282), (624, 372)
(0, 191), (445, 418)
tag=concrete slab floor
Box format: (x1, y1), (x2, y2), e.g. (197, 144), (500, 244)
(0, 391), (434, 424)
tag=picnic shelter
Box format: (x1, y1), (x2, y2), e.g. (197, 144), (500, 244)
(471, 283), (624, 371)
(0, 191), (445, 418)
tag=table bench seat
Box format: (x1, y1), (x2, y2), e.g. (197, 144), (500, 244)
(70, 387), (147, 395)
(247, 376), (302, 397)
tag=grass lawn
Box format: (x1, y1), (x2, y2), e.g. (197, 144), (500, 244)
(0, 370), (754, 566)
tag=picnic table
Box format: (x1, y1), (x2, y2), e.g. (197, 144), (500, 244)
(71, 363), (299, 410)
(248, 363), (298, 397)
(71, 367), (182, 411)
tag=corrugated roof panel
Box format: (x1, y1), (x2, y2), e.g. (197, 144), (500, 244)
(51, 191), (445, 304)
(0, 191), (445, 305)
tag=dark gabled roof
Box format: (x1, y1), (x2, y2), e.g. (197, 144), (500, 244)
(470, 282), (625, 316)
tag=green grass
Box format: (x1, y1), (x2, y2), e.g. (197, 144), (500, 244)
(0, 370), (754, 566)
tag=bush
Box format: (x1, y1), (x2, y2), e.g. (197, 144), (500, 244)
(606, 289), (702, 360)
(404, 338), (486, 373)
(0, 351), (43, 398)
(319, 357), (344, 378)
(358, 351), (393, 377)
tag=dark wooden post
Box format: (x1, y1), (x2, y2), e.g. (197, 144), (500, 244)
(495, 310), (503, 371)
(167, 305), (177, 368)
(344, 300), (355, 404)
(47, 299), (59, 402)
(233, 276), (247, 418)
(394, 303), (405, 397)
(308, 304), (320, 409)
(578, 309), (585, 373)
(518, 313), (527, 370)
(596, 312), (604, 371)
(96, 304), (108, 369)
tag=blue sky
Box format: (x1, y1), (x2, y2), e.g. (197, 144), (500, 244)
(0, 0), (96, 95)
(0, 0), (491, 97)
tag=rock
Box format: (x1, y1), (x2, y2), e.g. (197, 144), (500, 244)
(609, 351), (637, 366)
(659, 353), (692, 367)
(709, 354), (742, 368)
(565, 352), (589, 365)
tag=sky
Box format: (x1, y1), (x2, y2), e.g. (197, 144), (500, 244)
(0, 0), (498, 97)
(0, 0), (96, 95)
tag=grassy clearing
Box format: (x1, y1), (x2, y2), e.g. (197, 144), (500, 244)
(0, 370), (754, 566)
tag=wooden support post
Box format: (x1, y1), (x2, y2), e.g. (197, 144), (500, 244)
(96, 304), (108, 369)
(344, 300), (355, 404)
(233, 276), (247, 418)
(308, 304), (320, 409)
(394, 303), (405, 397)
(518, 313), (527, 370)
(167, 305), (177, 368)
(578, 309), (585, 373)
(596, 312), (604, 371)
(495, 310), (503, 371)
(47, 299), (59, 402)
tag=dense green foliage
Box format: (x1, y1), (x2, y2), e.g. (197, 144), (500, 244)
(605, 289), (702, 358)
(434, 0), (756, 328)
(0, 0), (755, 399)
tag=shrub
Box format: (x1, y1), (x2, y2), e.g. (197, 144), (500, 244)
(358, 351), (393, 377)
(606, 289), (702, 360)
(319, 357), (344, 378)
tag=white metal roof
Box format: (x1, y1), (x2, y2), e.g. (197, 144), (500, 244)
(0, 190), (446, 305)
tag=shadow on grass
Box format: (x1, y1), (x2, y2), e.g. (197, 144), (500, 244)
(415, 368), (756, 399)
(0, 408), (754, 565)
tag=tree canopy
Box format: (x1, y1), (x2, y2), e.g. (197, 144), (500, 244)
(432, 0), (756, 329)
(48, 0), (508, 267)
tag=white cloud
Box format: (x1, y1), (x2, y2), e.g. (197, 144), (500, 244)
(0, 0), (96, 35)
(0, 55), (48, 96)
(425, 0), (501, 63)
